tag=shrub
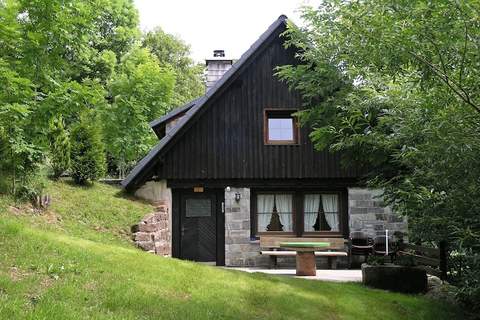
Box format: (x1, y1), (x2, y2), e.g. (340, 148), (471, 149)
(49, 117), (71, 179)
(450, 252), (480, 314)
(366, 255), (385, 266)
(70, 116), (106, 185)
(16, 170), (48, 203)
(395, 255), (417, 267)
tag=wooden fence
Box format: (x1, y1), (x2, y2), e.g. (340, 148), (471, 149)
(397, 241), (447, 280)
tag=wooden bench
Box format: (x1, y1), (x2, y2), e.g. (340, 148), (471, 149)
(260, 236), (348, 269)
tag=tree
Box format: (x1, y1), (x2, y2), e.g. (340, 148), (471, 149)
(0, 58), (42, 197)
(102, 47), (175, 177)
(0, 0), (202, 191)
(277, 1), (480, 308)
(0, 0), (139, 192)
(143, 27), (204, 107)
(70, 115), (106, 185)
(48, 117), (71, 179)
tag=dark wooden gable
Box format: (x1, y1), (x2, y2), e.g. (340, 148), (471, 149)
(155, 26), (363, 181)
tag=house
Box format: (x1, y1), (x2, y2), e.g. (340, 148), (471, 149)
(122, 15), (407, 267)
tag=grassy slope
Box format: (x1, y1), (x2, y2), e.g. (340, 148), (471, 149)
(0, 181), (464, 320)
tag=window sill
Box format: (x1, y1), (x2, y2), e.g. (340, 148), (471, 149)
(264, 142), (300, 146)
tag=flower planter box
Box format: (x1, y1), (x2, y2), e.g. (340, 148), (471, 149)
(362, 263), (427, 294)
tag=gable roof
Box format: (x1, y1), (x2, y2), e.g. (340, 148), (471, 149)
(149, 97), (200, 130)
(122, 15), (289, 190)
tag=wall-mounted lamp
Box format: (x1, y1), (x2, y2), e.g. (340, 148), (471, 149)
(235, 192), (241, 202)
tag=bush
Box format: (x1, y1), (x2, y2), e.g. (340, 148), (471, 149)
(16, 170), (48, 203)
(366, 255), (386, 266)
(70, 116), (106, 185)
(395, 255), (417, 267)
(49, 117), (71, 179)
(450, 252), (480, 314)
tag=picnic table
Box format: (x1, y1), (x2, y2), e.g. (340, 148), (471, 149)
(280, 242), (330, 276)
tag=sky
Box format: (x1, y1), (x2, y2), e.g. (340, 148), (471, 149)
(134, 0), (321, 63)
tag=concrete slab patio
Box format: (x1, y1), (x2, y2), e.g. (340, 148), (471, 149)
(226, 267), (362, 282)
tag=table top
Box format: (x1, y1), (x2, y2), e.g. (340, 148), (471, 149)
(280, 242), (330, 250)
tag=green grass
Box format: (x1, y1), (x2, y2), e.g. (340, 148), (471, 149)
(0, 180), (464, 319)
(4, 180), (153, 246)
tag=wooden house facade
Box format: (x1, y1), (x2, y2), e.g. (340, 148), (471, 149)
(123, 15), (407, 267)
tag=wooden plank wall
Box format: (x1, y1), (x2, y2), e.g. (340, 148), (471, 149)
(157, 26), (365, 181)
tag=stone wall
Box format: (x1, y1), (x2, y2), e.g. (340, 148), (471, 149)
(131, 203), (171, 256)
(133, 180), (172, 256)
(348, 188), (407, 238)
(224, 187), (269, 267)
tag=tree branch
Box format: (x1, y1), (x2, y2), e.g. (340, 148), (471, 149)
(409, 51), (480, 114)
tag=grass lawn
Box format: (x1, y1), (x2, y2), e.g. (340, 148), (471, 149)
(0, 180), (464, 320)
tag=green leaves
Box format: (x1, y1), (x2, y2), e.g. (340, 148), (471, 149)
(70, 114), (106, 185)
(0, 0), (202, 186)
(102, 47), (175, 177)
(280, 1), (480, 254)
(48, 117), (71, 179)
(142, 27), (204, 107)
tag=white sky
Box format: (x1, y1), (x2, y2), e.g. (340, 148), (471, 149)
(134, 0), (321, 63)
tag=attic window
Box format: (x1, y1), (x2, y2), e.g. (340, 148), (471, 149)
(264, 109), (299, 144)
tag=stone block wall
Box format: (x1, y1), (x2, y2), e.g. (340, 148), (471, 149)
(131, 203), (171, 256)
(224, 187), (269, 267)
(133, 180), (172, 255)
(348, 188), (407, 238)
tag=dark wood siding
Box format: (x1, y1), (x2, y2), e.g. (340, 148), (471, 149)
(157, 27), (364, 181)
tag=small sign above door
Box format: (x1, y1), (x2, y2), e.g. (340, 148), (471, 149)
(193, 186), (204, 193)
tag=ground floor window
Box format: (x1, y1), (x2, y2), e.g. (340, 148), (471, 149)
(303, 194), (339, 232)
(257, 193), (293, 232)
(253, 190), (344, 237)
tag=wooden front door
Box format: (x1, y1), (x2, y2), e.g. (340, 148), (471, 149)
(179, 191), (223, 264)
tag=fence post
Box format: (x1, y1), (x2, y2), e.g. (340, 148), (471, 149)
(439, 240), (447, 281)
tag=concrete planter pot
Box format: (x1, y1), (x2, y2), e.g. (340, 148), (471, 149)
(361, 263), (427, 294)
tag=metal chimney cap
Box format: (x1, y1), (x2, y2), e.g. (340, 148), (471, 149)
(213, 50), (225, 57)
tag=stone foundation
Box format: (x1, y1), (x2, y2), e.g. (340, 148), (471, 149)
(133, 180), (172, 256)
(131, 203), (171, 256)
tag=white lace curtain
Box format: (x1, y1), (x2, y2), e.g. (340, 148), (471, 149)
(276, 194), (293, 232)
(303, 194), (339, 232)
(322, 194), (339, 231)
(257, 194), (274, 232)
(304, 194), (320, 232)
(257, 194), (293, 232)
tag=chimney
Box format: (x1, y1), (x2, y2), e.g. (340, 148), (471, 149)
(205, 50), (233, 91)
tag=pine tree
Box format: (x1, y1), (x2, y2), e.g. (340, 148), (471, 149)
(70, 115), (106, 185)
(49, 117), (71, 179)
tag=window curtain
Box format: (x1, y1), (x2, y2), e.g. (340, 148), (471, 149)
(322, 194), (339, 231)
(303, 194), (320, 232)
(276, 194), (293, 231)
(257, 194), (275, 232)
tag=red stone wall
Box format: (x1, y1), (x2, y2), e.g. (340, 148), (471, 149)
(131, 203), (171, 256)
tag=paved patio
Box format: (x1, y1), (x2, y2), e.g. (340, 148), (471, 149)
(226, 267), (362, 282)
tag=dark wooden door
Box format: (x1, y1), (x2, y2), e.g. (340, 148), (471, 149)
(180, 192), (218, 262)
